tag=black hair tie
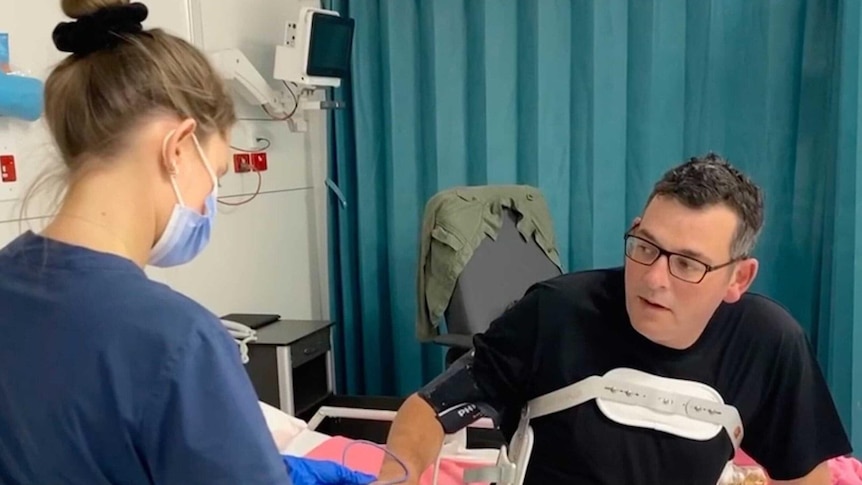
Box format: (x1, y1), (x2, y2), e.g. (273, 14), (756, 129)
(52, 2), (149, 56)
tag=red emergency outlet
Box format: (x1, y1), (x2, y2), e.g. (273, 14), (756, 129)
(251, 152), (268, 172)
(233, 153), (251, 173)
(0, 155), (17, 182)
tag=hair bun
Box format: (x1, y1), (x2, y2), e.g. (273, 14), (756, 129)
(52, 2), (149, 56)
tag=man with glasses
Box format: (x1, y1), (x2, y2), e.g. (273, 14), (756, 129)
(374, 154), (851, 485)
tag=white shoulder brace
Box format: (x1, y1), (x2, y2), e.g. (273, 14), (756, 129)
(463, 368), (743, 485)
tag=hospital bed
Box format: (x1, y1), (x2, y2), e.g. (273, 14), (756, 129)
(262, 401), (502, 485)
(266, 398), (775, 485)
(286, 405), (498, 461)
(265, 401), (771, 485)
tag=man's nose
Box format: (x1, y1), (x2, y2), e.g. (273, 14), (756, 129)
(643, 255), (671, 289)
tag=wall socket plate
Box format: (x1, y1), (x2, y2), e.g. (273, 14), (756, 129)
(0, 119), (20, 202)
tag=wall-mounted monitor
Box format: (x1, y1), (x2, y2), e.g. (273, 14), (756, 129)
(274, 8), (355, 88)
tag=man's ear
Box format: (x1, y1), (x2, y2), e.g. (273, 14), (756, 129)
(629, 217), (642, 232)
(723, 258), (759, 303)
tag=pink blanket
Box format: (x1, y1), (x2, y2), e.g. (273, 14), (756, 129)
(306, 437), (862, 485)
(827, 457), (862, 485)
(305, 436), (491, 485)
(734, 450), (862, 485)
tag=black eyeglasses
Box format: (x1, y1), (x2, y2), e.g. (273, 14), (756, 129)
(623, 234), (738, 284)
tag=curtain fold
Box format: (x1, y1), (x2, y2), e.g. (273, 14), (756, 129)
(327, 0), (862, 450)
(825, 0), (862, 448)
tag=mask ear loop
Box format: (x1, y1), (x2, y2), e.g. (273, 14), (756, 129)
(191, 133), (219, 189)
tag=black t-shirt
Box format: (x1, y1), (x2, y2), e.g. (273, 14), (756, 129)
(470, 267), (851, 484)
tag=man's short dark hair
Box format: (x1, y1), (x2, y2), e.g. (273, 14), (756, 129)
(648, 153), (764, 259)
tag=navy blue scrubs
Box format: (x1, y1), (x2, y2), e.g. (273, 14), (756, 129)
(0, 231), (290, 485)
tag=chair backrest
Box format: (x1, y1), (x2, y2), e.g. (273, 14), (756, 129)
(443, 207), (562, 337)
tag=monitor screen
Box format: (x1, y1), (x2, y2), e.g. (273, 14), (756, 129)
(306, 12), (355, 79)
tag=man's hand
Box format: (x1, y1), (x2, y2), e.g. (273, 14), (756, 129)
(770, 461), (831, 485)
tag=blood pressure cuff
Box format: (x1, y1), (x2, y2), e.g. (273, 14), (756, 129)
(417, 351), (502, 434)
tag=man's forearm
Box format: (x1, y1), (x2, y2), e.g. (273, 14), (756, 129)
(376, 394), (445, 482)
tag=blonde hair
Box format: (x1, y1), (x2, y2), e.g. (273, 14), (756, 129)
(21, 0), (235, 223)
(49, 0), (235, 164)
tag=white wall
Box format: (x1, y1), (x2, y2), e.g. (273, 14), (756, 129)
(0, 0), (330, 321)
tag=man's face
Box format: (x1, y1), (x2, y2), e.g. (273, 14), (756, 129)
(623, 195), (757, 349)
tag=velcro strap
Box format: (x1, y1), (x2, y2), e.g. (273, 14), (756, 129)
(525, 375), (744, 450)
(463, 464), (515, 484)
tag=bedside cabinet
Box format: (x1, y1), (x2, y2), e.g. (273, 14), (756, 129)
(244, 320), (336, 416)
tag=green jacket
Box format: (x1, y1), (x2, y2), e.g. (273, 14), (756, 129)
(417, 185), (562, 341)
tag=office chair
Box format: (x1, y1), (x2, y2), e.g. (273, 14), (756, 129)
(434, 207), (563, 367)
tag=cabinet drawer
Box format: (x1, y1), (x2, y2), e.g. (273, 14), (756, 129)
(290, 328), (330, 368)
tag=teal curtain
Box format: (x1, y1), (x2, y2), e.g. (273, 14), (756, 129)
(328, 0), (862, 450)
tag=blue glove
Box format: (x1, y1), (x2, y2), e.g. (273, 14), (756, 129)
(283, 455), (378, 485)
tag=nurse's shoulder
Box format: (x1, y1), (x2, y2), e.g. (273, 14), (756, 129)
(105, 275), (230, 357)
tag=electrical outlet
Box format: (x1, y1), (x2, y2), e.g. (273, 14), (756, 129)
(233, 153), (251, 173)
(251, 152), (268, 172)
(0, 154), (19, 202)
(0, 120), (21, 201)
(0, 155), (16, 182)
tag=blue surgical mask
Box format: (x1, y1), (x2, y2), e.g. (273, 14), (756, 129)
(148, 132), (218, 268)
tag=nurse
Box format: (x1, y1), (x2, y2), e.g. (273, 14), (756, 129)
(0, 1), (291, 484)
